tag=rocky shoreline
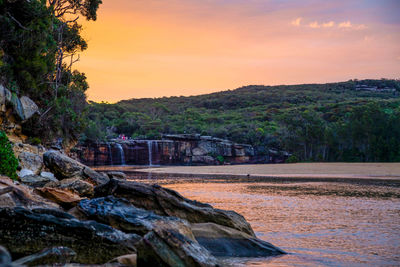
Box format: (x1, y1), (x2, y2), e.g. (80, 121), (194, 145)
(0, 148), (285, 266)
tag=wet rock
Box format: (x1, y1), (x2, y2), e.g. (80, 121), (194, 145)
(45, 177), (94, 197)
(0, 246), (12, 265)
(107, 171), (127, 180)
(20, 174), (57, 188)
(0, 176), (59, 208)
(77, 196), (194, 237)
(192, 223), (285, 257)
(19, 96), (39, 120)
(137, 227), (218, 267)
(0, 207), (139, 264)
(13, 247), (76, 266)
(18, 152), (43, 175)
(43, 150), (109, 186)
(35, 187), (82, 209)
(95, 179), (255, 236)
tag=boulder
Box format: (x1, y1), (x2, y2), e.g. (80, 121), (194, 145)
(95, 179), (255, 236)
(0, 207), (139, 264)
(19, 174), (58, 188)
(107, 171), (127, 180)
(19, 96), (39, 120)
(0, 176), (59, 209)
(77, 196), (194, 237)
(11, 94), (24, 121)
(191, 223), (285, 257)
(111, 253), (137, 266)
(43, 150), (109, 186)
(18, 168), (34, 178)
(45, 177), (94, 197)
(18, 152), (43, 175)
(13, 247), (76, 266)
(136, 227), (218, 267)
(0, 85), (6, 112)
(41, 171), (56, 180)
(35, 187), (82, 209)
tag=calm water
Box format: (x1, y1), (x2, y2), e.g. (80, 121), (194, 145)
(95, 167), (400, 266)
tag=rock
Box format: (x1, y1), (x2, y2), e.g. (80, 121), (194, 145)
(107, 171), (127, 180)
(41, 171), (56, 180)
(20, 174), (57, 188)
(19, 96), (39, 120)
(18, 152), (43, 175)
(45, 177), (94, 197)
(0, 246), (12, 265)
(43, 150), (85, 178)
(11, 93), (25, 121)
(13, 247), (76, 266)
(77, 196), (194, 237)
(0, 176), (59, 208)
(0, 85), (6, 112)
(18, 168), (34, 178)
(95, 179), (255, 236)
(0, 207), (139, 264)
(191, 223), (285, 257)
(111, 254), (137, 266)
(35, 187), (82, 209)
(136, 227), (218, 267)
(43, 150), (109, 186)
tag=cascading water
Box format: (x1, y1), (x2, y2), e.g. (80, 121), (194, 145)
(107, 143), (113, 165)
(116, 143), (125, 165)
(147, 141), (153, 166)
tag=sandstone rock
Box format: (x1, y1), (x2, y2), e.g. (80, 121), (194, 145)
(13, 247), (76, 266)
(77, 196), (194, 237)
(111, 253), (137, 266)
(192, 223), (285, 257)
(0, 176), (59, 208)
(0, 85), (6, 112)
(41, 171), (56, 180)
(107, 171), (127, 180)
(20, 174), (57, 188)
(0, 207), (139, 264)
(11, 94), (24, 121)
(18, 152), (43, 175)
(43, 150), (109, 186)
(136, 227), (218, 267)
(43, 150), (84, 178)
(0, 246), (12, 265)
(19, 96), (39, 120)
(46, 177), (94, 197)
(95, 179), (255, 236)
(18, 168), (34, 178)
(35, 187), (82, 209)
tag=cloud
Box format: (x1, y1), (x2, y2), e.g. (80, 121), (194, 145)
(338, 21), (367, 30)
(309, 21), (320, 28)
(322, 21), (335, 28)
(291, 17), (302, 26)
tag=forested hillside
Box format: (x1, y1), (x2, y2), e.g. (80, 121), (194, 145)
(85, 79), (400, 162)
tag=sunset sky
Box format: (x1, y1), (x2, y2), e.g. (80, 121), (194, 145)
(77, 0), (400, 102)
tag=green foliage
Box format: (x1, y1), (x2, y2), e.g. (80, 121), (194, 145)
(0, 131), (18, 180)
(28, 137), (41, 145)
(216, 155), (225, 165)
(286, 155), (299, 163)
(86, 79), (400, 162)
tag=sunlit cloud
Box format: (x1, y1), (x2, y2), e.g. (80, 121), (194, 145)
(338, 21), (367, 30)
(322, 21), (335, 28)
(291, 17), (302, 26)
(309, 21), (320, 28)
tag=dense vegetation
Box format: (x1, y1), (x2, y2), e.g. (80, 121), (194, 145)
(86, 79), (400, 162)
(0, 131), (18, 180)
(0, 0), (101, 144)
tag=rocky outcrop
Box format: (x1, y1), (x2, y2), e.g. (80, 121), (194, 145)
(18, 151), (43, 175)
(95, 178), (255, 236)
(12, 247), (76, 266)
(0, 85), (39, 122)
(43, 150), (109, 186)
(75, 134), (256, 166)
(35, 187), (82, 209)
(45, 177), (94, 197)
(19, 174), (58, 188)
(0, 207), (139, 264)
(136, 227), (218, 267)
(192, 223), (285, 257)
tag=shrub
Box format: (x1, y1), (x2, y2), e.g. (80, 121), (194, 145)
(0, 131), (19, 180)
(216, 155), (225, 164)
(286, 155), (299, 163)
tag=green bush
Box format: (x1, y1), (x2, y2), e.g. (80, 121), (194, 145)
(286, 155), (299, 163)
(0, 131), (19, 180)
(28, 137), (41, 145)
(216, 155), (225, 164)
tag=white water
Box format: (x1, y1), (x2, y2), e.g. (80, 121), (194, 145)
(147, 141), (153, 166)
(107, 143), (113, 165)
(116, 143), (125, 165)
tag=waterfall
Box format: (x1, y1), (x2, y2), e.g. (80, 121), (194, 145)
(116, 143), (125, 165)
(147, 141), (153, 166)
(107, 143), (113, 165)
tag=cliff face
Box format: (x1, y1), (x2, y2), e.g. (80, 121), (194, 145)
(75, 134), (256, 166)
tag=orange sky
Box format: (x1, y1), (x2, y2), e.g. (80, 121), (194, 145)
(76, 0), (400, 102)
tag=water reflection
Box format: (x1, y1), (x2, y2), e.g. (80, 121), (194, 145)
(130, 177), (400, 266)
